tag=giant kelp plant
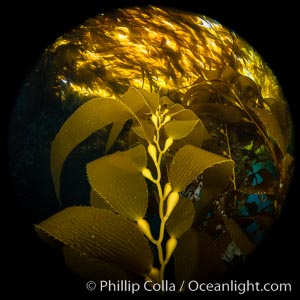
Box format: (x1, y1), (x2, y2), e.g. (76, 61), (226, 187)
(8, 5), (293, 292)
(36, 64), (294, 288)
(36, 86), (234, 284)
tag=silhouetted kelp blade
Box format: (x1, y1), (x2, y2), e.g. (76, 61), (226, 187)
(174, 228), (225, 287)
(221, 216), (255, 256)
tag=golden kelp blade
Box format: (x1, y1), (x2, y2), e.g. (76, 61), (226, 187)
(105, 120), (127, 154)
(51, 89), (152, 203)
(164, 120), (199, 140)
(63, 246), (130, 280)
(50, 97), (132, 202)
(87, 145), (148, 221)
(105, 87), (159, 153)
(166, 197), (195, 239)
(90, 189), (112, 210)
(169, 145), (234, 193)
(35, 207), (154, 275)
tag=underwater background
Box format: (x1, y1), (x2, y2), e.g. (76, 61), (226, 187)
(4, 0), (298, 297)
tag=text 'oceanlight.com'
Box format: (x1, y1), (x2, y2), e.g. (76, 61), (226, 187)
(85, 279), (292, 294)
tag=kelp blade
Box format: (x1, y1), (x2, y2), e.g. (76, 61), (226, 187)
(87, 145), (148, 221)
(35, 207), (153, 275)
(50, 97), (132, 202)
(166, 197), (195, 238)
(63, 246), (130, 280)
(174, 228), (224, 287)
(169, 145), (234, 192)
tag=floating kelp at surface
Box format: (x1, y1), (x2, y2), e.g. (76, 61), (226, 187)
(8, 6), (294, 290)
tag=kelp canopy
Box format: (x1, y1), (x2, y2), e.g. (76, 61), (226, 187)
(9, 6), (294, 289)
(45, 6), (282, 101)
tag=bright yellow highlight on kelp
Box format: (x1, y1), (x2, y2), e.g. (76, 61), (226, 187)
(49, 6), (281, 103)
